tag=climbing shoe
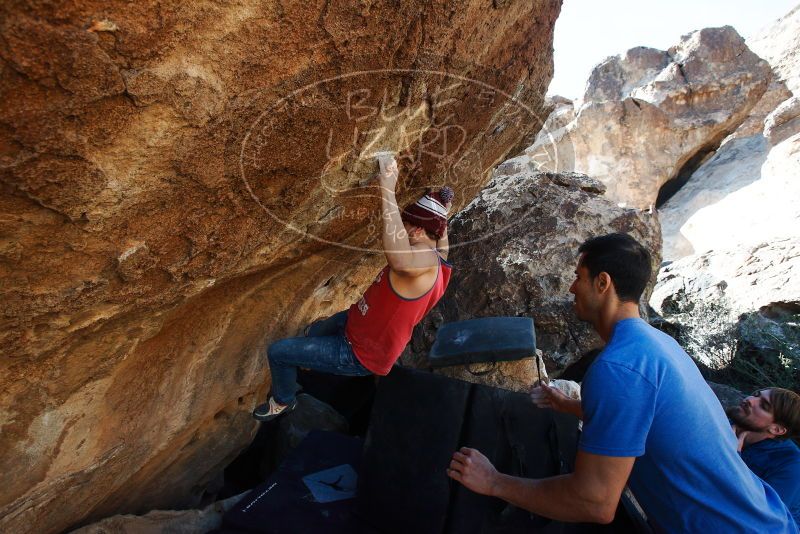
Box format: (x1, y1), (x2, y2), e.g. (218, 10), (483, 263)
(252, 396), (297, 422)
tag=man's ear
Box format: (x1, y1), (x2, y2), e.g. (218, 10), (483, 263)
(768, 423), (788, 438)
(596, 272), (613, 294)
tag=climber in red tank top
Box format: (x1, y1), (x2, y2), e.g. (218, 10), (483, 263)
(345, 156), (453, 376)
(253, 154), (454, 421)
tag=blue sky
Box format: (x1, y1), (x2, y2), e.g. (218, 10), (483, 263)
(549, 0), (798, 99)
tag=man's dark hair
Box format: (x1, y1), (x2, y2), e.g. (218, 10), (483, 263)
(578, 233), (652, 303)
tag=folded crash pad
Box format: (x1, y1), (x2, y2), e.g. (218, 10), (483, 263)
(428, 317), (536, 368)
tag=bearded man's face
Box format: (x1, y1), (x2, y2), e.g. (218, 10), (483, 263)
(727, 389), (777, 432)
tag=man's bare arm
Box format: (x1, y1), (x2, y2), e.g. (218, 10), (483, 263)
(448, 448), (633, 524)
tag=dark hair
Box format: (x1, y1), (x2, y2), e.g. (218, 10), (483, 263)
(769, 388), (800, 440)
(578, 233), (652, 303)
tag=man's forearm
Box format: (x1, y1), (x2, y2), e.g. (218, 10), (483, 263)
(449, 447), (632, 524)
(491, 472), (615, 524)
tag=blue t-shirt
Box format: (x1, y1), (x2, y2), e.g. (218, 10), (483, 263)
(742, 438), (800, 525)
(580, 318), (797, 533)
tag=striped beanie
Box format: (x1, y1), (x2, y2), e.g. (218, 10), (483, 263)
(400, 186), (454, 240)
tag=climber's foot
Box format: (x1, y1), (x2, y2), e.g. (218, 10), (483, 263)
(252, 396), (297, 422)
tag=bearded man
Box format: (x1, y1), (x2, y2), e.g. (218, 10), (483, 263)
(728, 387), (800, 525)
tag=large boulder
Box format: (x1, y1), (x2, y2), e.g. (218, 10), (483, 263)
(0, 2), (562, 532)
(402, 155), (662, 387)
(526, 27), (771, 209)
(650, 239), (800, 389)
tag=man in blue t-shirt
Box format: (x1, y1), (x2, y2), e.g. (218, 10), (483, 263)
(447, 233), (797, 532)
(727, 387), (800, 525)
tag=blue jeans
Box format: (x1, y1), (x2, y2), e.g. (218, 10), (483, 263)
(267, 311), (371, 405)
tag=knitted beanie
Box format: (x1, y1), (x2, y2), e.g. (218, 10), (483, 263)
(400, 186), (454, 240)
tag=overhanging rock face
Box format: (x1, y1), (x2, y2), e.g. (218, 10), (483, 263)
(0, 1), (562, 532)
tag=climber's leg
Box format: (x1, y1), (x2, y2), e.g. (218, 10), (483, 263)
(253, 332), (369, 421)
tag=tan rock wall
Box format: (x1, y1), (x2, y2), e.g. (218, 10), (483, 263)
(0, 1), (562, 532)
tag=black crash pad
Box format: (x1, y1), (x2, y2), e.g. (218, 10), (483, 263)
(429, 317), (536, 368)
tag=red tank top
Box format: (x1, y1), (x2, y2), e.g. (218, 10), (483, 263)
(345, 253), (452, 375)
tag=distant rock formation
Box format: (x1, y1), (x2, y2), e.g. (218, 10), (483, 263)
(527, 27), (771, 209)
(659, 6), (800, 261)
(0, 2), (562, 532)
(402, 155), (661, 388)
